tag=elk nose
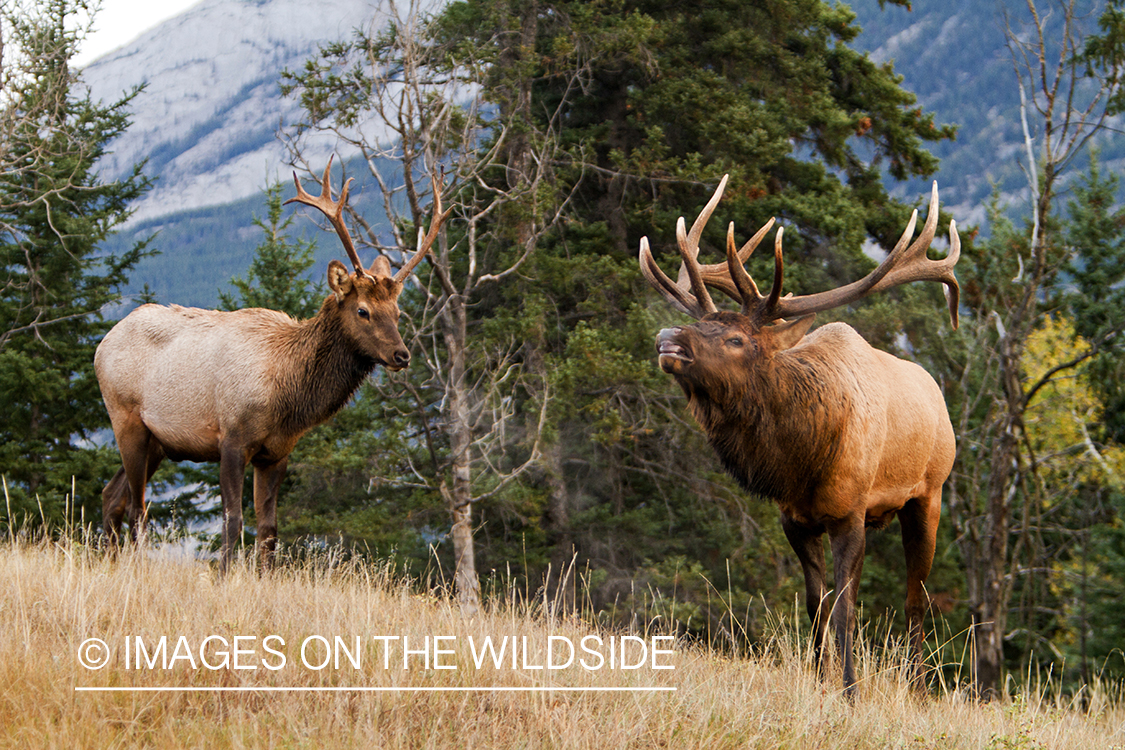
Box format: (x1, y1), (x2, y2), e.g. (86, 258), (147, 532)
(392, 349), (410, 368)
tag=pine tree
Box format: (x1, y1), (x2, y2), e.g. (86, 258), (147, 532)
(429, 0), (958, 628)
(0, 0), (152, 527)
(1062, 153), (1125, 442)
(218, 181), (324, 318)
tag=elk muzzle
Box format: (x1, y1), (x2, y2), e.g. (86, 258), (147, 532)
(657, 327), (693, 373)
(387, 346), (410, 372)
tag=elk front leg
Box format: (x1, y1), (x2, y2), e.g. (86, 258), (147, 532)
(899, 493), (941, 691)
(252, 457), (288, 571)
(218, 441), (250, 575)
(828, 514), (866, 700)
(780, 514), (830, 678)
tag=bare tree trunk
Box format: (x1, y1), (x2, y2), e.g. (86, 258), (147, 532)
(440, 291), (481, 614)
(281, 0), (573, 617)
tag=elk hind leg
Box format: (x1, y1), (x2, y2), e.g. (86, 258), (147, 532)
(102, 468), (129, 552)
(252, 457), (288, 572)
(124, 440), (166, 542)
(781, 515), (831, 677)
(105, 416), (159, 549)
(899, 493), (940, 691)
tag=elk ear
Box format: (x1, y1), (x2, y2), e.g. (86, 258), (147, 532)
(369, 255), (392, 278)
(767, 314), (816, 351)
(326, 259), (354, 302)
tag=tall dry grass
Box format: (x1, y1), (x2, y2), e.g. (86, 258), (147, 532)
(1, 529), (1122, 749)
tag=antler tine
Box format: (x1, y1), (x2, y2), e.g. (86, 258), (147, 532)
(685, 174), (728, 259)
(706, 217), (776, 302)
(676, 215), (718, 314)
(762, 226), (785, 318)
(944, 220), (961, 328)
(671, 175), (729, 315)
(393, 168), (453, 284)
(726, 222), (762, 310)
(641, 236), (709, 317)
(285, 156), (369, 278)
(638, 175), (734, 319)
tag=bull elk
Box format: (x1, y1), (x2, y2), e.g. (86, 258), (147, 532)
(640, 176), (959, 697)
(95, 158), (449, 572)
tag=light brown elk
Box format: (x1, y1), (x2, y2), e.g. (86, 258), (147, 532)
(96, 158), (449, 572)
(640, 176), (960, 698)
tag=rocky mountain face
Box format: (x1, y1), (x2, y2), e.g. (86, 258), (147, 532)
(83, 0), (376, 225)
(853, 0), (1125, 227)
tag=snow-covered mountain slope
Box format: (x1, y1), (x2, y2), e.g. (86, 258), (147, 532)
(83, 0), (377, 224)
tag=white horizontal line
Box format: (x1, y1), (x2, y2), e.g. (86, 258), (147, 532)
(75, 686), (677, 693)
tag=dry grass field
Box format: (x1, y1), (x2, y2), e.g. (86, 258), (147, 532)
(1, 530), (1123, 749)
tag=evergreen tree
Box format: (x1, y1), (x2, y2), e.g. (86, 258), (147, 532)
(1062, 153), (1125, 442)
(0, 0), (152, 527)
(429, 0), (958, 630)
(276, 0), (961, 630)
(1047, 152), (1125, 686)
(218, 181), (324, 318)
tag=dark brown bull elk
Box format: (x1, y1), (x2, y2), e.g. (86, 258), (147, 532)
(640, 176), (959, 698)
(95, 158), (450, 572)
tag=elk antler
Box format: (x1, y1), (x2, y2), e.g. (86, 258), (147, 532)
(640, 176), (784, 319)
(741, 181), (961, 329)
(286, 156), (369, 278)
(394, 169), (453, 284)
(640, 175), (730, 318)
(640, 177), (961, 328)
(287, 159), (453, 283)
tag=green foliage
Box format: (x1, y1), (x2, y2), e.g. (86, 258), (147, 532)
(0, 0), (152, 528)
(1061, 153), (1125, 443)
(914, 144), (1125, 693)
(281, 0), (963, 639)
(218, 181), (324, 318)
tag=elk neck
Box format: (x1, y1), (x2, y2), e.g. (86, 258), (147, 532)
(684, 343), (850, 506)
(268, 298), (378, 435)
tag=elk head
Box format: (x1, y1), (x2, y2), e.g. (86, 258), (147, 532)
(641, 176), (961, 397)
(286, 157), (450, 371)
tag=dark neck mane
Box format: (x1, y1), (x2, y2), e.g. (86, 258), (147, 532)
(270, 300), (376, 435)
(684, 350), (849, 505)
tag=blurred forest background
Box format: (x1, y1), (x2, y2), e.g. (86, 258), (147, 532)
(5, 0), (1125, 699)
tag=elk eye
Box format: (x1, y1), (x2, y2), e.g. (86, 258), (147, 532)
(727, 337), (744, 347)
(358, 308), (371, 320)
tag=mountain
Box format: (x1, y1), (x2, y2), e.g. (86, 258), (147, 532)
(85, 0), (384, 308)
(850, 0), (1125, 228)
(84, 0), (377, 223)
(82, 0), (1124, 307)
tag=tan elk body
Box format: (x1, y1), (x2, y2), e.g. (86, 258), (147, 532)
(96, 160), (448, 571)
(642, 177), (959, 698)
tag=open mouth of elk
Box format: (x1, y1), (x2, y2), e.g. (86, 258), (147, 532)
(657, 328), (693, 369)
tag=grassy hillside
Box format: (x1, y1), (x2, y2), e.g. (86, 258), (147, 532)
(2, 533), (1120, 748)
